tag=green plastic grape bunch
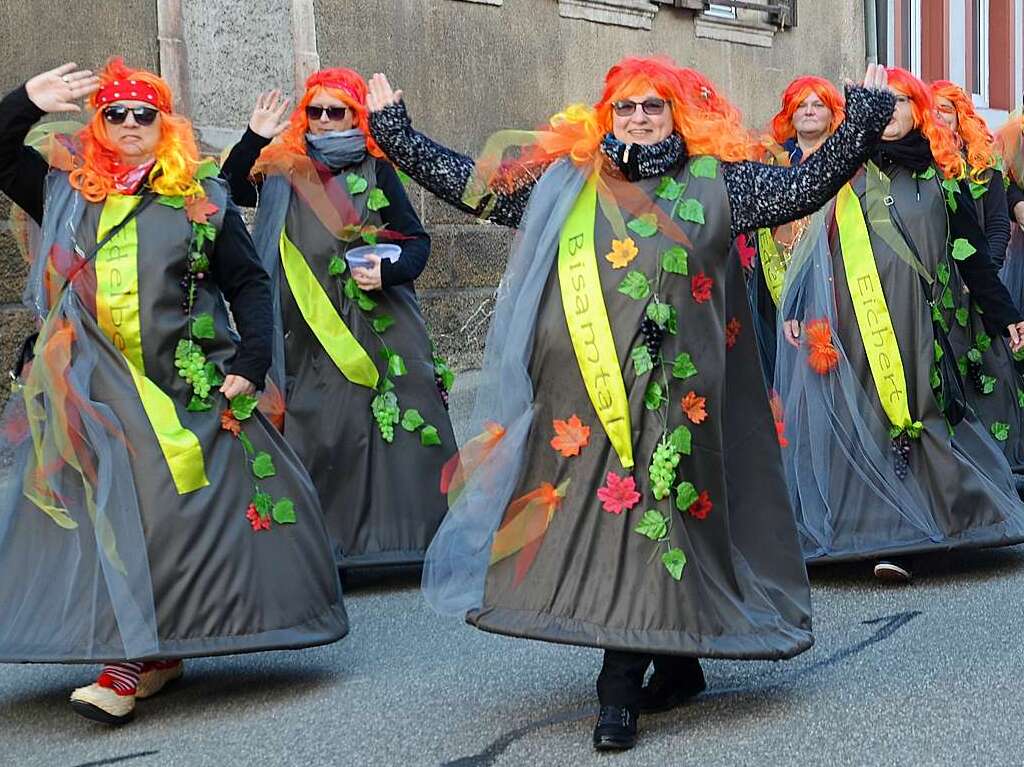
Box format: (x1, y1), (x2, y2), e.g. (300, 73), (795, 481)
(649, 438), (680, 501)
(175, 340), (212, 399)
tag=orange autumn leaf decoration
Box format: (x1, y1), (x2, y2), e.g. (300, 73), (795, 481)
(681, 391), (708, 424)
(725, 317), (742, 350)
(185, 196), (219, 224)
(805, 318), (839, 375)
(605, 237), (639, 269)
(550, 415), (591, 457)
(220, 408), (242, 437)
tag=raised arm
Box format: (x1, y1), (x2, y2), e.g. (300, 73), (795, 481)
(220, 90), (290, 208)
(724, 72), (896, 237)
(367, 74), (536, 229)
(0, 64), (99, 225)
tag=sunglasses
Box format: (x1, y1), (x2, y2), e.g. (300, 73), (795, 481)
(306, 105), (348, 121)
(612, 98), (669, 117)
(102, 105), (160, 126)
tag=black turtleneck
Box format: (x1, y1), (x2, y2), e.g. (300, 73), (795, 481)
(872, 130), (933, 173)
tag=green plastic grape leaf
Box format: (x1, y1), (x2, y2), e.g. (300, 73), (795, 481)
(936, 262), (950, 285)
(915, 166), (937, 181)
(367, 188), (390, 211)
(158, 195), (185, 209)
(981, 374), (997, 395)
(669, 424), (692, 455)
(955, 307), (969, 327)
(205, 362), (224, 388)
(420, 424), (442, 446)
(401, 409), (425, 432)
(238, 431), (255, 455)
(929, 365), (941, 390)
(672, 352), (698, 380)
(661, 246), (689, 276)
(195, 159), (219, 181)
(231, 393), (259, 420)
(956, 356), (968, 377)
(677, 198), (705, 225)
(252, 491), (272, 517)
(969, 180), (988, 199)
(661, 547), (687, 580)
(328, 255), (347, 277)
(631, 345), (654, 375)
(187, 395), (212, 412)
(387, 353), (407, 378)
(655, 177), (684, 201)
(952, 238), (977, 261)
(967, 347), (982, 363)
(675, 481), (699, 511)
(272, 498), (296, 524)
(665, 305), (679, 335)
(360, 226), (380, 246)
(635, 509), (668, 541)
(976, 332), (991, 352)
(252, 452), (276, 479)
(933, 341), (943, 362)
(346, 173), (368, 195)
(941, 287), (955, 309)
(1017, 388), (1024, 408)
(627, 213), (658, 238)
(991, 421), (1010, 442)
(372, 315), (396, 333)
(644, 381), (665, 410)
(191, 312), (215, 340)
(646, 301), (672, 327)
(618, 271), (652, 300)
(689, 156), (718, 179)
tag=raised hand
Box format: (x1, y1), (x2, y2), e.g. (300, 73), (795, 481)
(366, 73), (403, 113)
(25, 63), (99, 113)
(862, 63), (890, 92)
(249, 90), (292, 139)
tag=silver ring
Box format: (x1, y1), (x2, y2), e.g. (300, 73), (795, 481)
(61, 75), (70, 83)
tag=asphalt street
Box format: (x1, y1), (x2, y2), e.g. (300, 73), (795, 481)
(4, 373), (1024, 766)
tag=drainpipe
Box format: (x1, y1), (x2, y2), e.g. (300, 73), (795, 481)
(864, 0), (878, 65)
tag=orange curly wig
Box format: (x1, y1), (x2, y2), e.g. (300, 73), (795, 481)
(69, 57), (203, 203)
(769, 76), (845, 145)
(930, 79), (997, 182)
(886, 68), (964, 180)
(520, 56), (756, 170)
(254, 67), (383, 175)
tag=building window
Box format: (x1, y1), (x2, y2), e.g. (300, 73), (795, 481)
(706, 3), (737, 17)
(972, 0), (990, 105)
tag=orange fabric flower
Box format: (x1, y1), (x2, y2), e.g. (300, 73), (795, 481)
(550, 415), (591, 457)
(220, 409), (242, 437)
(688, 490), (713, 519)
(805, 318), (839, 375)
(596, 472), (641, 515)
(605, 237), (639, 269)
(691, 271), (714, 303)
(725, 317), (742, 350)
(681, 391), (708, 424)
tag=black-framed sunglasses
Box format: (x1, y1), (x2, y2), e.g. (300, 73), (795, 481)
(612, 98), (669, 117)
(102, 105), (160, 126)
(306, 105), (348, 121)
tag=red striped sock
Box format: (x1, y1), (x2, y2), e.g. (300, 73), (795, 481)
(97, 662), (144, 696)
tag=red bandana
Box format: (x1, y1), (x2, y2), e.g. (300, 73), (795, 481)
(96, 79), (166, 111)
(319, 80), (360, 103)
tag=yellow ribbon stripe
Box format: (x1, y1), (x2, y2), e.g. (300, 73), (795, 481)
(757, 228), (787, 307)
(558, 176), (634, 469)
(835, 184), (914, 430)
(95, 194), (209, 494)
(279, 230), (379, 389)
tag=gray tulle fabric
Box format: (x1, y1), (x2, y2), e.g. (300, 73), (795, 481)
(422, 159), (585, 615)
(1001, 227), (1024, 316)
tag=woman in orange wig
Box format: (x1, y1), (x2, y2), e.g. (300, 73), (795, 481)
(776, 67), (1024, 587)
(748, 76), (846, 386)
(365, 56), (895, 750)
(929, 80), (1024, 473)
(220, 67), (455, 572)
(0, 59), (346, 725)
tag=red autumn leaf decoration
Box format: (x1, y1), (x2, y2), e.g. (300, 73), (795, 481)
(185, 196), (219, 224)
(805, 318), (839, 375)
(725, 317), (742, 350)
(769, 389), (789, 448)
(691, 271), (714, 303)
(596, 472), (641, 515)
(245, 503), (270, 531)
(736, 234), (756, 270)
(550, 415), (591, 457)
(220, 408), (242, 437)
(688, 490), (713, 520)
(681, 391), (708, 424)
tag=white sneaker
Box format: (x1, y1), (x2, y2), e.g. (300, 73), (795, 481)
(69, 683), (135, 725)
(873, 561), (912, 583)
(136, 661), (184, 700)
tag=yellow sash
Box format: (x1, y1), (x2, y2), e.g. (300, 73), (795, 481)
(757, 228), (787, 306)
(279, 230), (379, 389)
(95, 194), (209, 494)
(835, 184), (914, 430)
(558, 177), (633, 469)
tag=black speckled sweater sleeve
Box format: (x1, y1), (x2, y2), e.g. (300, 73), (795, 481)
(723, 86), (896, 237)
(369, 101), (534, 228)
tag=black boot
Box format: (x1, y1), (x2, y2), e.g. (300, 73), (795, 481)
(639, 656), (706, 714)
(592, 705), (638, 751)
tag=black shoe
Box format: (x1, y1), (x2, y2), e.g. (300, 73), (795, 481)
(873, 560), (912, 583)
(592, 705), (638, 751)
(639, 660), (706, 714)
